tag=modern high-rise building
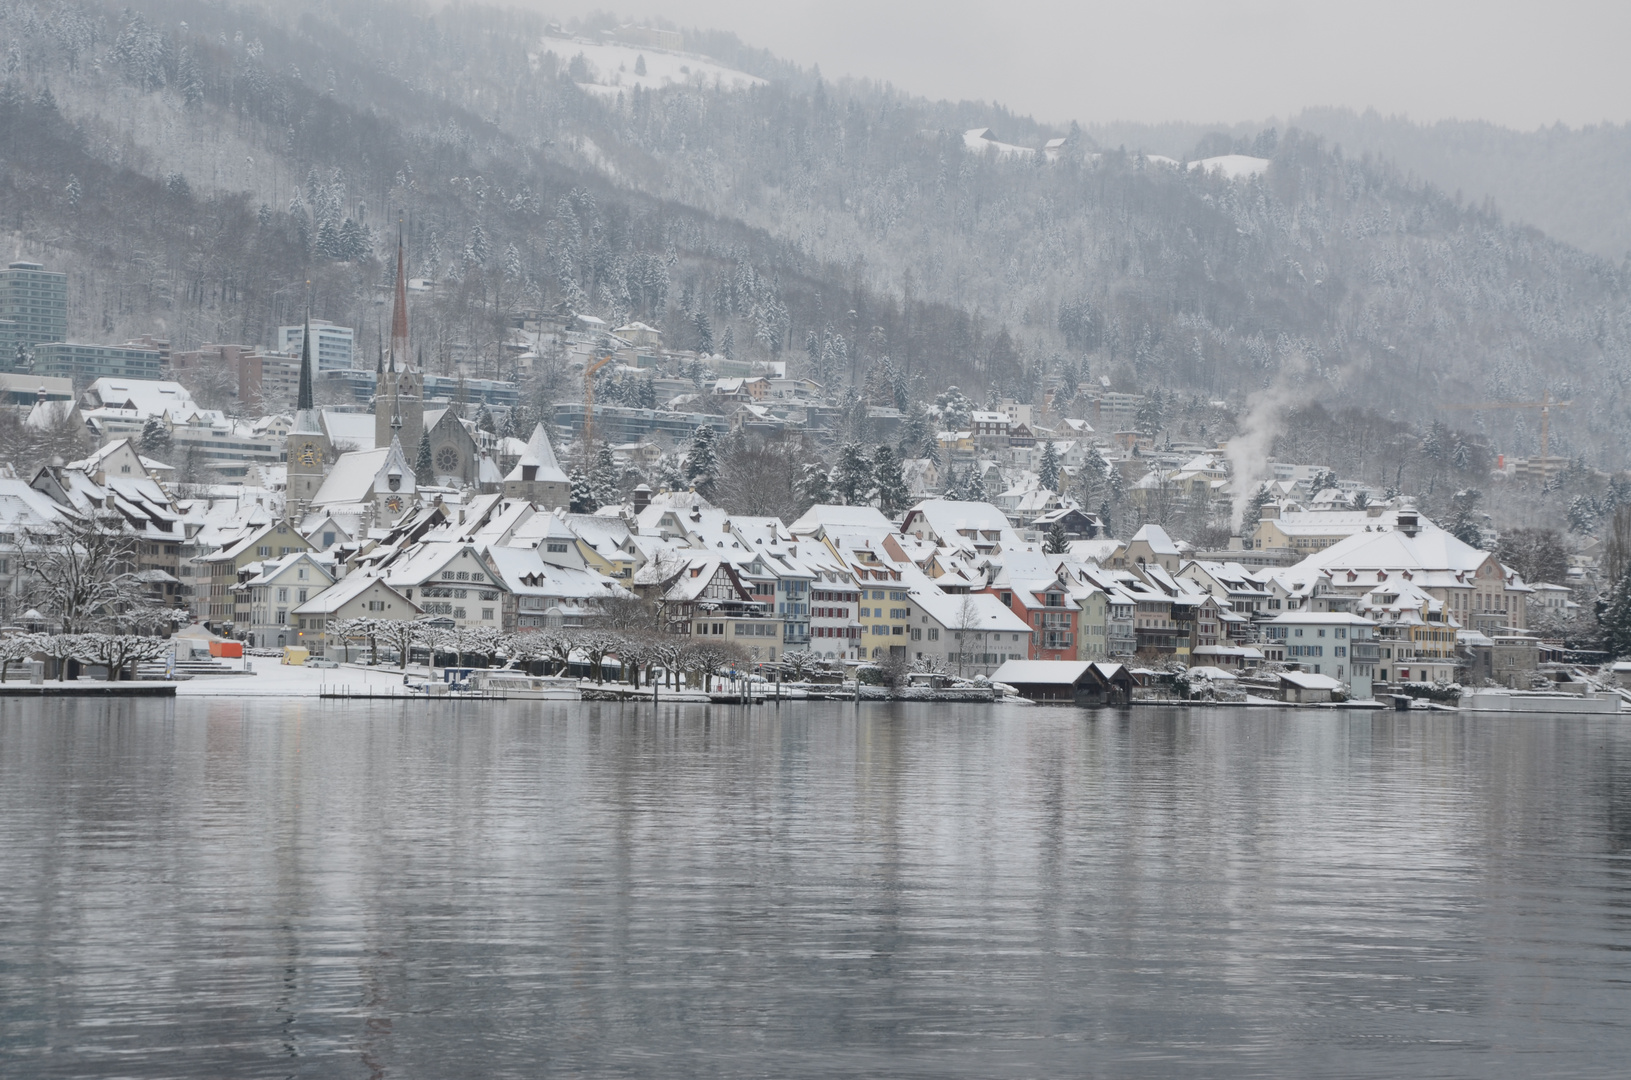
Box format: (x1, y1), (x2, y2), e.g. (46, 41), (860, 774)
(0, 261), (69, 364)
(277, 320), (355, 372)
(34, 342), (163, 383)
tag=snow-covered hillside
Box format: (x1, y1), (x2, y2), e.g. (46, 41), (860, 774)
(535, 38), (767, 98)
(1188, 154), (1270, 179)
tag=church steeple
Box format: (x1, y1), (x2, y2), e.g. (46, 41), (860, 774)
(375, 225), (423, 456)
(389, 225), (411, 372)
(296, 310), (314, 413)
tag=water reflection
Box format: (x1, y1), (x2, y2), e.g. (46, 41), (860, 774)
(2, 698), (1630, 1077)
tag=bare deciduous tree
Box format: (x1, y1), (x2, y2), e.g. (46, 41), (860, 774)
(24, 512), (152, 635)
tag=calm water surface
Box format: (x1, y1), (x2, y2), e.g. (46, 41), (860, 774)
(3, 697), (1631, 1078)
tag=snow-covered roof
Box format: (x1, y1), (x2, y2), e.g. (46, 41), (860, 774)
(86, 378), (196, 416)
(1279, 671), (1344, 690)
(991, 660), (1090, 684)
(504, 423), (568, 484)
(293, 570), (418, 615)
(1128, 524), (1180, 555)
(483, 546), (629, 601)
(322, 410), (379, 451)
(909, 585), (1033, 635)
(788, 504), (895, 534)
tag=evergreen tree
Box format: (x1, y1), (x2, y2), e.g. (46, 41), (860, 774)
(685, 425), (720, 493)
(590, 444), (620, 508)
(1039, 440), (1061, 492)
(636, 375), (657, 409)
(1044, 522), (1068, 555)
(475, 405), (495, 433)
(871, 445), (909, 514)
(941, 466), (961, 499)
(899, 401), (931, 459)
(316, 219), (343, 260)
(657, 455), (686, 491)
(964, 469), (987, 502)
(634, 54), (647, 76)
(721, 324), (735, 359)
(415, 429), (434, 485)
(139, 416), (171, 459)
(832, 443), (872, 505)
(1098, 500), (1114, 538)
(569, 471), (595, 513)
(1448, 489), (1486, 548)
(794, 461), (833, 507)
(1601, 570), (1631, 658)
(338, 218), (369, 261)
(1246, 483), (1275, 524)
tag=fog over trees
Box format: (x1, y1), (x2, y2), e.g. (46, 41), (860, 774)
(1, 0), (1628, 477)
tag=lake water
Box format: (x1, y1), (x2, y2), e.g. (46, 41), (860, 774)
(2, 697), (1630, 1078)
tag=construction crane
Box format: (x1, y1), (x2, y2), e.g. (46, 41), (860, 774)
(1445, 391), (1572, 464)
(582, 353), (614, 448)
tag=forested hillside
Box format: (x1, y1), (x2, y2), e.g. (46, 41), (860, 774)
(2, 0), (1630, 472)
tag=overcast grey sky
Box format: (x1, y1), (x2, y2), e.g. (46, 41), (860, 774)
(521, 1), (1631, 130)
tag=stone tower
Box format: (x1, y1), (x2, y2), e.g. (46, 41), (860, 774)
(286, 313), (330, 517)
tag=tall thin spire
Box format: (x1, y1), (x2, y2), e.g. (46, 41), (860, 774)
(389, 223), (410, 372)
(296, 309), (314, 412)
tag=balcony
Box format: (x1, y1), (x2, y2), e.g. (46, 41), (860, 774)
(1349, 642), (1381, 663)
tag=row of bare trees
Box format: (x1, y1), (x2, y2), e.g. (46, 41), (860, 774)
(0, 632), (171, 682)
(323, 618), (766, 690)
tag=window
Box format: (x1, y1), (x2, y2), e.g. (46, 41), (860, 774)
(368, 600), (386, 612)
(323, 532), (336, 546)
(276, 587), (288, 603)
(297, 567), (308, 581)
(482, 608), (494, 622)
(927, 628), (939, 641)
(546, 542), (569, 553)
(297, 589), (308, 603)
(454, 607), (467, 619)
(873, 590), (885, 600)
(859, 607), (870, 618)
(256, 545), (272, 556)
(275, 608), (287, 624)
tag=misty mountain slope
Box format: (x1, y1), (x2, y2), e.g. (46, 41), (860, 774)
(1286, 109), (1631, 264)
(1, 1), (1629, 470)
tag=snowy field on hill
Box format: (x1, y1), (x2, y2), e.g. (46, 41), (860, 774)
(534, 38), (766, 99)
(1188, 154), (1271, 178)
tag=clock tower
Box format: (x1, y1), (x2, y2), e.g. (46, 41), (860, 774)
(287, 312), (330, 518)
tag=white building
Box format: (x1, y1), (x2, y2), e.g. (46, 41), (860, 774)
(1263, 611), (1379, 700)
(277, 321), (355, 372)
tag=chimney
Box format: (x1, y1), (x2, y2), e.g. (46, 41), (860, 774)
(1259, 503), (1279, 521)
(632, 484), (652, 513)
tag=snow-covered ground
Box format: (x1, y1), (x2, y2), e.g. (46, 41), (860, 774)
(533, 38), (766, 99)
(174, 662), (418, 698)
(963, 128), (1036, 159)
(1188, 154), (1270, 179)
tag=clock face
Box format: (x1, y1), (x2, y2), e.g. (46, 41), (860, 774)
(298, 443), (318, 467)
(385, 496), (404, 514)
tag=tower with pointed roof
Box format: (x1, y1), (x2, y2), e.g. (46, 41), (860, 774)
(287, 312), (331, 517)
(375, 228), (424, 454)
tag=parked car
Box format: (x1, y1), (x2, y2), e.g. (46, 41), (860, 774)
(306, 656), (340, 669)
